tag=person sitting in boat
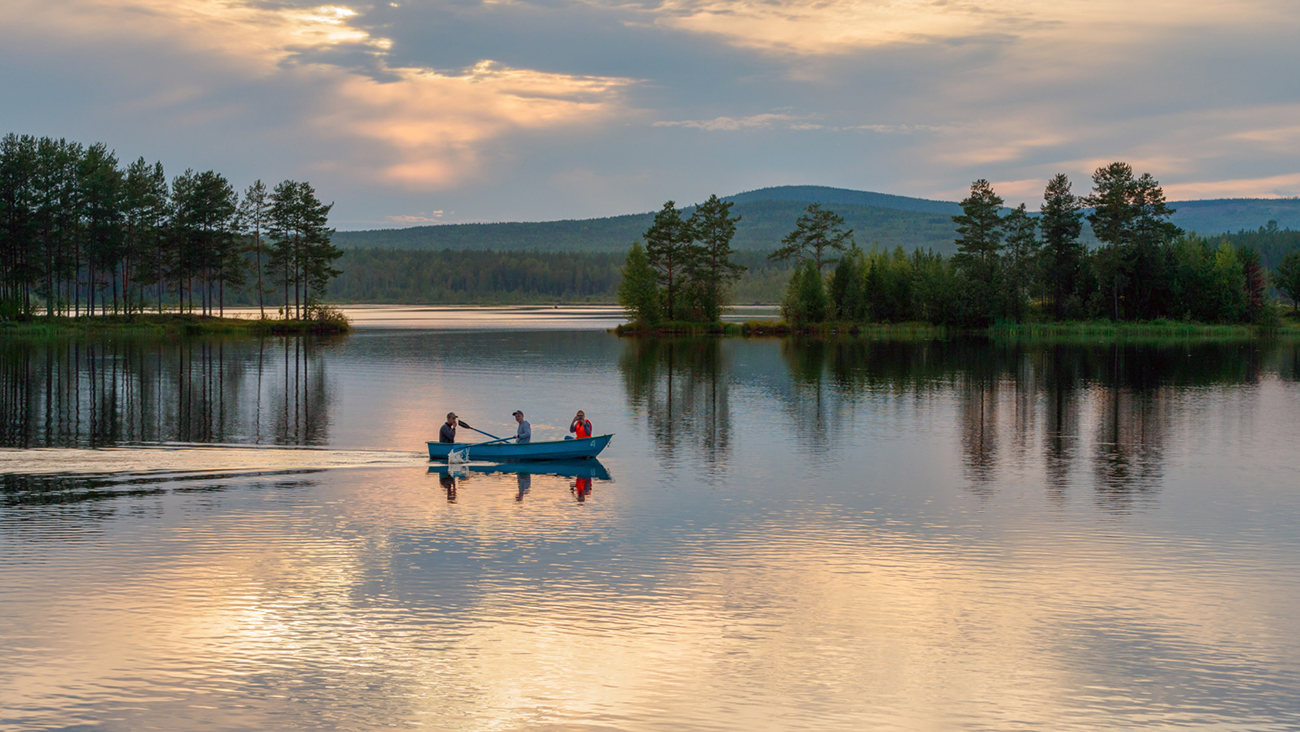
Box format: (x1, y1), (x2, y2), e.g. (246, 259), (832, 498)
(568, 410), (592, 440)
(439, 412), (458, 443)
(513, 410), (531, 443)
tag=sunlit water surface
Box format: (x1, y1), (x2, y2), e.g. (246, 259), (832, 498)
(2, 315), (1299, 731)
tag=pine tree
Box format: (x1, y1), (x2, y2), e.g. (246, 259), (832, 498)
(642, 200), (694, 321)
(239, 180), (271, 318)
(769, 203), (853, 273)
(951, 179), (1004, 325)
(685, 194), (744, 322)
(1002, 204), (1038, 323)
(1039, 173), (1084, 320)
(1086, 163), (1180, 319)
(781, 259), (828, 325)
(618, 241), (660, 326)
(268, 180), (338, 319)
(78, 143), (124, 316)
(1275, 251), (1300, 315)
(297, 182), (340, 315)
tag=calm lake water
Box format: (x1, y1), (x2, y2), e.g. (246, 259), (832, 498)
(3, 309), (1300, 731)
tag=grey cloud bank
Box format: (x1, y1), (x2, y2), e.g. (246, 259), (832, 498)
(1, 0), (1297, 229)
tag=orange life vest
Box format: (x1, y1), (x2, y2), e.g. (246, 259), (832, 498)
(574, 420), (592, 439)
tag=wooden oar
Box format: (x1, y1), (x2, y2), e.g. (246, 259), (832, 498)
(458, 419), (508, 442)
(473, 435), (516, 446)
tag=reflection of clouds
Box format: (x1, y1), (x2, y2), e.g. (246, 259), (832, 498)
(9, 463), (1298, 729)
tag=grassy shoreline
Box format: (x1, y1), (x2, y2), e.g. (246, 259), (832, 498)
(616, 319), (1300, 341)
(0, 313), (351, 338)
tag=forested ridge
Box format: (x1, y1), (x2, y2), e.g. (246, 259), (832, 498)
(327, 227), (1300, 307)
(334, 199), (961, 254)
(326, 249), (792, 304)
(333, 185), (1300, 254)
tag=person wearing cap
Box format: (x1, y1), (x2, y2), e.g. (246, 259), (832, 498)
(439, 412), (458, 443)
(513, 410), (531, 443)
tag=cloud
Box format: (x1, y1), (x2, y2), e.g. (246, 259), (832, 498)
(1, 0), (637, 190)
(1162, 173), (1300, 201)
(387, 211), (449, 225)
(652, 0), (1287, 56)
(3, 0), (1300, 225)
(653, 113), (816, 131)
(326, 61), (635, 188)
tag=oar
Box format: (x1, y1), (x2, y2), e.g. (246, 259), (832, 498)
(474, 435), (516, 446)
(458, 419), (508, 442)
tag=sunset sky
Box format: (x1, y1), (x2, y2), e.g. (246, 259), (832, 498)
(2, 0), (1297, 228)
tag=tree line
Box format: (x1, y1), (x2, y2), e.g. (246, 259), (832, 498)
(776, 163), (1285, 327)
(618, 195), (748, 324)
(0, 133), (343, 320)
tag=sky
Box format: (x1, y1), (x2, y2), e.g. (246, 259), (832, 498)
(2, 0), (1298, 230)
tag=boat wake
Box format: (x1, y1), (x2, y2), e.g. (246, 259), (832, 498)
(0, 444), (428, 479)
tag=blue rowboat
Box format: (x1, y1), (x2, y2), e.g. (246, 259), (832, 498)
(427, 434), (613, 462)
(427, 458), (611, 481)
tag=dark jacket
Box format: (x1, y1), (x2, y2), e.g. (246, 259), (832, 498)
(439, 423), (457, 443)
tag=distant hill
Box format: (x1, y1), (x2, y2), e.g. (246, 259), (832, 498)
(333, 186), (1300, 254)
(1167, 198), (1300, 234)
(724, 185), (964, 215)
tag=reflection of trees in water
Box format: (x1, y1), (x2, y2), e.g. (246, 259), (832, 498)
(777, 339), (956, 456)
(619, 338), (731, 465)
(1087, 346), (1176, 512)
(959, 373), (999, 490)
(766, 337), (1291, 505)
(0, 336), (334, 448)
(950, 341), (1273, 507)
(1041, 348), (1084, 502)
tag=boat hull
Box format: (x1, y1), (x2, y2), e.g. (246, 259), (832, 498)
(427, 434), (612, 462)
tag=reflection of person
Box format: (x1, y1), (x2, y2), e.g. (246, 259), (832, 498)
(569, 410), (592, 439)
(439, 473), (457, 502)
(572, 476), (592, 502)
(513, 410), (531, 443)
(516, 473), (531, 502)
(439, 412), (458, 443)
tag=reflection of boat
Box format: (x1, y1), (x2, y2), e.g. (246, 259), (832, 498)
(426, 434), (613, 462)
(427, 458), (611, 481)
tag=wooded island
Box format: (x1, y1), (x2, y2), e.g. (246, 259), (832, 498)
(619, 164), (1300, 333)
(0, 133), (346, 333)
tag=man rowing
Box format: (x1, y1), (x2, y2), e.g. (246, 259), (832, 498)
(513, 410), (531, 444)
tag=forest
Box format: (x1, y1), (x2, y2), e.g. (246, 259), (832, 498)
(324, 249), (793, 304)
(621, 165), (1300, 328)
(334, 198), (961, 254)
(0, 133), (343, 320)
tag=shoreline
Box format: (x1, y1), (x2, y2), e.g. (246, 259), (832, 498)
(0, 313), (351, 338)
(615, 319), (1300, 341)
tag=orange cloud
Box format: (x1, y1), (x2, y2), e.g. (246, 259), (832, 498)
(2, 0), (637, 189)
(652, 0), (1281, 56)
(1162, 173), (1300, 201)
(328, 62), (634, 188)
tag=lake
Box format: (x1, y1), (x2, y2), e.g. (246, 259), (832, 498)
(3, 310), (1299, 731)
